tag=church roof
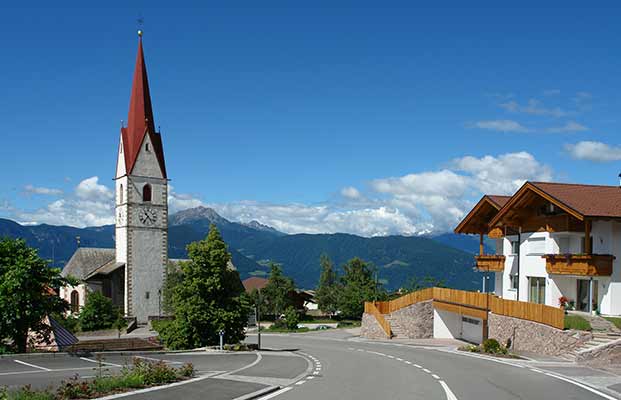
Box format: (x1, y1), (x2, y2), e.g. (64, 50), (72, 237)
(62, 247), (115, 280)
(120, 35), (167, 178)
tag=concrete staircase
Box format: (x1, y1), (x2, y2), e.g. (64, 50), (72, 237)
(384, 315), (408, 339)
(562, 313), (621, 361)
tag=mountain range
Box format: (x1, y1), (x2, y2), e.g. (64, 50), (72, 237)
(0, 207), (484, 291)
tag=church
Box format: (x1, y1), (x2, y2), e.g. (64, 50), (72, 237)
(60, 33), (169, 324)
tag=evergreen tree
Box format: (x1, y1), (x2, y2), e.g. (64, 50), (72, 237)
(262, 263), (295, 318)
(158, 225), (249, 350)
(338, 257), (380, 319)
(315, 254), (339, 317)
(0, 238), (76, 353)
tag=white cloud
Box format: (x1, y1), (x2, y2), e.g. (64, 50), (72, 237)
(75, 177), (113, 201)
(473, 120), (531, 133)
(543, 89), (561, 96)
(546, 121), (589, 133)
(565, 141), (621, 162)
(168, 185), (206, 214)
(23, 185), (63, 196)
(340, 186), (361, 200)
(5, 151), (553, 235)
(500, 99), (568, 118)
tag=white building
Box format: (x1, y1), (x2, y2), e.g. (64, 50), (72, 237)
(455, 181), (621, 316)
(60, 33), (169, 324)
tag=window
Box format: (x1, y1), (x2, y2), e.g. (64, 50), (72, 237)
(510, 240), (519, 254)
(145, 291), (150, 300)
(557, 236), (570, 254)
(527, 237), (546, 255)
(509, 274), (519, 290)
(119, 184), (124, 204)
(145, 143), (150, 152)
(528, 277), (546, 304)
(70, 290), (79, 313)
(142, 184), (152, 202)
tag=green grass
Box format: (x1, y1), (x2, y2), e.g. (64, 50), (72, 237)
(266, 326), (310, 333)
(604, 317), (621, 329)
(564, 315), (592, 331)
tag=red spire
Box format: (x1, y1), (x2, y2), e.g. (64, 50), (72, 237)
(120, 34), (167, 178)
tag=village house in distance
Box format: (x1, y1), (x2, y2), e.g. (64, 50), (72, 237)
(456, 180), (621, 316)
(59, 32), (169, 324)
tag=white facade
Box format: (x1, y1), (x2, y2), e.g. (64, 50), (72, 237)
(492, 220), (621, 316)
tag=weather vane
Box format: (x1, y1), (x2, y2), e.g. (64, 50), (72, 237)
(137, 16), (144, 37)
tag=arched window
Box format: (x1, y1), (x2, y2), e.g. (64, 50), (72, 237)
(145, 143), (150, 152)
(119, 184), (124, 204)
(70, 290), (79, 313)
(143, 184), (152, 202)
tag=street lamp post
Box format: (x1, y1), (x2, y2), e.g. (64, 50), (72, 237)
(256, 289), (262, 350)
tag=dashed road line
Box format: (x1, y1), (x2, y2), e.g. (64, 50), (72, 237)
(13, 360), (51, 371)
(431, 374), (440, 380)
(422, 368), (431, 373)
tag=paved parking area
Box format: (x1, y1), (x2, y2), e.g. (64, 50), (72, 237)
(0, 351), (311, 399)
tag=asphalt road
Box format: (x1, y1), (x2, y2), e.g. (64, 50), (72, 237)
(1, 330), (619, 399)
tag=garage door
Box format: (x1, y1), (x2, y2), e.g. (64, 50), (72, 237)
(461, 316), (483, 344)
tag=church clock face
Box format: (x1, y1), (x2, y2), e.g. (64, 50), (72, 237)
(138, 208), (157, 226)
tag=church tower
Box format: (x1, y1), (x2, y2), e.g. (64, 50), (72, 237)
(115, 33), (168, 323)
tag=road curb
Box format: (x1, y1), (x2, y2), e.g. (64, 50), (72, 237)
(230, 386), (281, 400)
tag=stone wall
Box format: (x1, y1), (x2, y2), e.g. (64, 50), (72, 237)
(576, 338), (621, 370)
(360, 313), (390, 339)
(489, 313), (592, 356)
(389, 300), (434, 339)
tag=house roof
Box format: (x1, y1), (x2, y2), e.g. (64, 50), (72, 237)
(529, 182), (621, 218)
(242, 277), (269, 292)
(120, 36), (167, 179)
(62, 248), (115, 280)
(489, 181), (621, 228)
(454, 195), (510, 234)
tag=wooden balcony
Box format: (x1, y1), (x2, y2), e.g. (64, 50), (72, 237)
(543, 254), (614, 276)
(475, 255), (506, 272)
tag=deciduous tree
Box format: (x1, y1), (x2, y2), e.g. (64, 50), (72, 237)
(0, 238), (76, 353)
(315, 254), (339, 317)
(262, 263), (295, 318)
(338, 257), (380, 319)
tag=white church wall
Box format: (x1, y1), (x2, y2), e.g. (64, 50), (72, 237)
(132, 134), (164, 179)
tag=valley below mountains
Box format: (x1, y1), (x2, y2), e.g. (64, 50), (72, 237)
(0, 206), (483, 291)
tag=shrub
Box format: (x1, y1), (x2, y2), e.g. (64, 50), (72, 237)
(79, 291), (121, 332)
(130, 358), (177, 385)
(284, 306), (299, 330)
(3, 386), (55, 400)
(178, 363), (195, 378)
(482, 338), (503, 354)
(459, 344), (481, 353)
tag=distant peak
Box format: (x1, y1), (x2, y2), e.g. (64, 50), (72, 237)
(243, 220), (283, 235)
(169, 206), (229, 226)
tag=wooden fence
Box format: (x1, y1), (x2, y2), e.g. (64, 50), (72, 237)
(364, 301), (392, 337)
(365, 287), (565, 330)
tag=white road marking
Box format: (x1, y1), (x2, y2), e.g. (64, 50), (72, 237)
(405, 361), (412, 365)
(133, 355), (182, 365)
(79, 357), (122, 368)
(543, 372), (618, 400)
(387, 355), (395, 359)
(307, 376), (315, 380)
(396, 358), (403, 361)
(422, 368), (431, 373)
(439, 380), (459, 400)
(295, 380), (306, 385)
(255, 387), (293, 400)
(313, 371), (319, 375)
(414, 364), (422, 368)
(13, 360), (51, 371)
(431, 374), (440, 380)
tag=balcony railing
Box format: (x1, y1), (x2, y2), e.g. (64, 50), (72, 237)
(475, 255), (506, 272)
(543, 254), (614, 276)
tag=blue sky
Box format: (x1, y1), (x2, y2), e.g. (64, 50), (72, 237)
(1, 1), (621, 235)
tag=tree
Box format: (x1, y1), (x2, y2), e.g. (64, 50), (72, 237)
(162, 261), (183, 315)
(79, 291), (121, 331)
(158, 225), (249, 350)
(283, 306), (299, 330)
(261, 263), (295, 318)
(0, 238), (76, 353)
(315, 254), (339, 317)
(404, 275), (445, 293)
(338, 258), (380, 319)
